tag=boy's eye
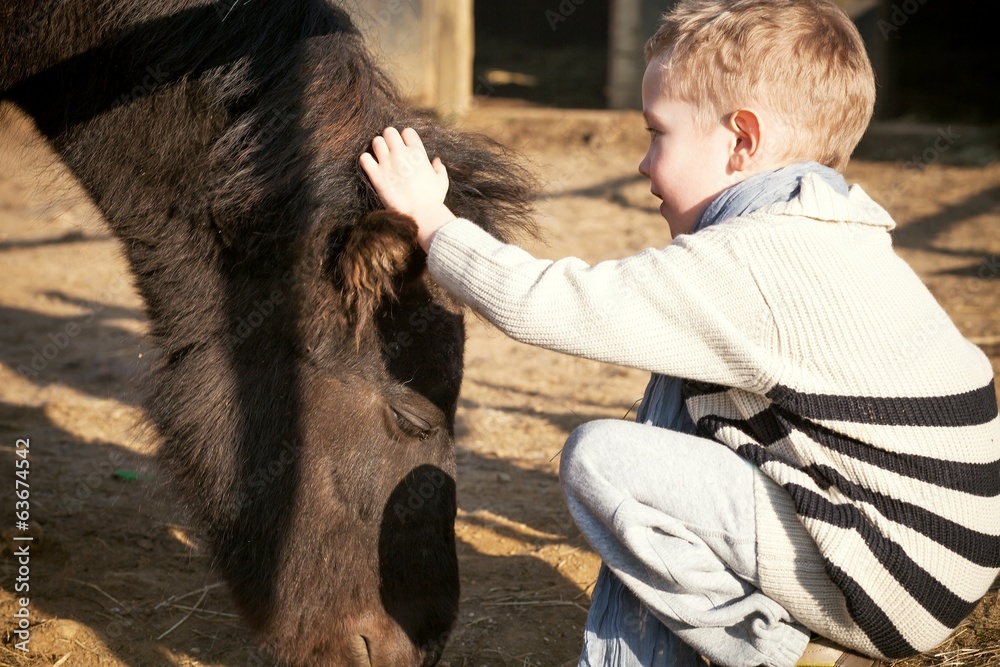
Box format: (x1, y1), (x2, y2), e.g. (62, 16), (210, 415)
(645, 126), (660, 136)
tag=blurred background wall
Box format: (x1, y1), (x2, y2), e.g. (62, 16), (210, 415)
(347, 0), (998, 124)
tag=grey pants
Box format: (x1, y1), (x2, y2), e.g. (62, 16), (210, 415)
(560, 419), (811, 667)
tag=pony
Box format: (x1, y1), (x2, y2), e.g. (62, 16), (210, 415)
(1, 1), (534, 664)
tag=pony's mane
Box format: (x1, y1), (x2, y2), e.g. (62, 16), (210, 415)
(106, 0), (536, 249)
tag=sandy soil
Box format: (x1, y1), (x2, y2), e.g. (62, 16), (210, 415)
(1, 101), (998, 666)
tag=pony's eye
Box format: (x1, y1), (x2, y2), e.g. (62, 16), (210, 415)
(389, 406), (434, 441)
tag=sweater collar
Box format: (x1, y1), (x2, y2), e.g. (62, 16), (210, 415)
(761, 172), (896, 231)
(693, 162), (848, 233)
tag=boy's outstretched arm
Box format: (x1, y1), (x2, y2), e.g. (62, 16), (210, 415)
(359, 126), (457, 251)
(360, 128), (770, 392)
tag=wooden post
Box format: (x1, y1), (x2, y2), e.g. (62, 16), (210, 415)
(607, 0), (643, 109)
(607, 0), (676, 110)
(431, 0), (474, 117)
(341, 0), (473, 116)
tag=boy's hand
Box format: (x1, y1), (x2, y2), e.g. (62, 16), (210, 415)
(360, 127), (457, 252)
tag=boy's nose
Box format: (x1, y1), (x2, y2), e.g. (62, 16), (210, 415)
(638, 155), (650, 178)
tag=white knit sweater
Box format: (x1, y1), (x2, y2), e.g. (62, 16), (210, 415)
(427, 174), (1000, 659)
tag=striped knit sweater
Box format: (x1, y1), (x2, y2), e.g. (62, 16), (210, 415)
(426, 174), (1000, 659)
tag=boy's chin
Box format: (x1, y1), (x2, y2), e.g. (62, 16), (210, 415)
(659, 201), (675, 222)
(662, 208), (695, 237)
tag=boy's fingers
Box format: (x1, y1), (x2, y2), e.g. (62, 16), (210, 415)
(397, 128), (430, 162)
(359, 151), (377, 175)
(371, 135), (390, 162)
(401, 127), (425, 153)
(382, 126), (405, 152)
(359, 153), (383, 188)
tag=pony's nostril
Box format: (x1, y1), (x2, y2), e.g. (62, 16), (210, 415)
(347, 634), (372, 667)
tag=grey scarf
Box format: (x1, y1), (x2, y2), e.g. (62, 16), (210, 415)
(634, 161), (848, 432)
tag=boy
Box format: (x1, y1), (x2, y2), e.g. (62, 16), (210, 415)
(359, 1), (1000, 665)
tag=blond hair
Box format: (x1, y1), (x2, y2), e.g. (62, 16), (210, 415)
(645, 0), (876, 171)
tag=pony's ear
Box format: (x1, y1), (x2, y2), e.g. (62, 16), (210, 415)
(333, 210), (425, 337)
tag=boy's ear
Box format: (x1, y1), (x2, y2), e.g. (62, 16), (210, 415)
(728, 109), (762, 172)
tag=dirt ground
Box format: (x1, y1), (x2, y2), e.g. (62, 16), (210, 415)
(1, 100), (998, 667)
